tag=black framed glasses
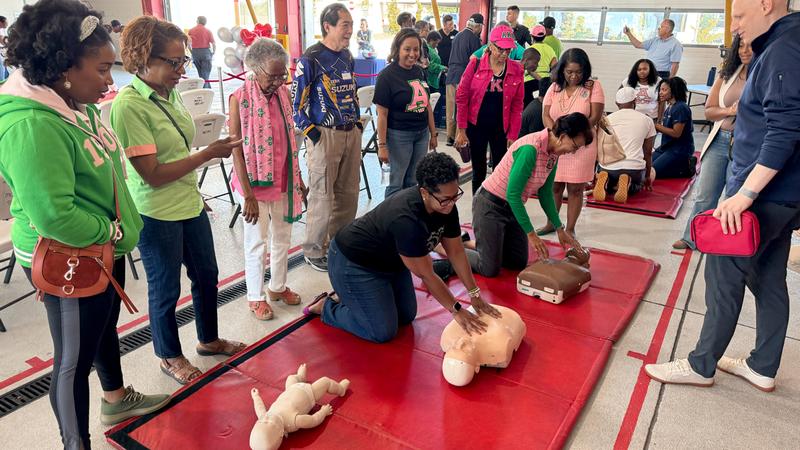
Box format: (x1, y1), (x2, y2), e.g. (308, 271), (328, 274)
(154, 55), (192, 71)
(428, 187), (464, 207)
(257, 68), (290, 83)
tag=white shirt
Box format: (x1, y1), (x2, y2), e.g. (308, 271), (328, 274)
(621, 77), (660, 119)
(601, 108), (657, 171)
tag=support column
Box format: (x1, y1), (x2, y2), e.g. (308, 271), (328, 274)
(275, 0), (303, 62)
(724, 0), (732, 47)
(458, 0), (490, 42)
(141, 0), (165, 19)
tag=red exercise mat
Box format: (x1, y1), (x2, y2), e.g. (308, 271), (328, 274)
(107, 243), (658, 450)
(585, 154), (702, 219)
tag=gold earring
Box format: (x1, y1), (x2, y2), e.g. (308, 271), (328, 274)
(64, 78), (72, 90)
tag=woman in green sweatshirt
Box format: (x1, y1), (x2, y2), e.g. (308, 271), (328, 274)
(0, 1), (169, 448)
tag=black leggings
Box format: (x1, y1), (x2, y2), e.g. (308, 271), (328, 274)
(467, 123), (508, 194)
(24, 258), (126, 450)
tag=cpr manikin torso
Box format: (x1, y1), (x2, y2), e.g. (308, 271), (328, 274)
(440, 305), (526, 386)
(517, 247), (592, 304)
(250, 364), (350, 450)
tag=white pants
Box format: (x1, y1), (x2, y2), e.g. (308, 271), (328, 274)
(235, 192), (293, 301)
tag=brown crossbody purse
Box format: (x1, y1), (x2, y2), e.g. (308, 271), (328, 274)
(29, 128), (137, 314)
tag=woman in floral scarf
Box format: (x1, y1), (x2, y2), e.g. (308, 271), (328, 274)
(229, 38), (306, 320)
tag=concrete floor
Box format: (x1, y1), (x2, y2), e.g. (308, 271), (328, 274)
(1, 67), (799, 449)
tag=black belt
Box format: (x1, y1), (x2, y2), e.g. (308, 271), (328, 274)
(321, 123), (357, 131)
(479, 188), (510, 209)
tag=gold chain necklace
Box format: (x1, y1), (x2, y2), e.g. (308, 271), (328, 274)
(558, 85), (583, 112)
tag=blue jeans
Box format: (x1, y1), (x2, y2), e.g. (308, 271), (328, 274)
(653, 148), (695, 178)
(681, 130), (733, 248)
(138, 210), (220, 358)
(190, 48), (213, 88)
(385, 127), (430, 198)
(323, 239), (417, 343)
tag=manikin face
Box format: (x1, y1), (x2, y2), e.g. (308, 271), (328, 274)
(658, 20), (673, 39)
(637, 62), (650, 82)
(738, 38), (753, 65)
(324, 10), (353, 49)
(61, 42), (116, 105)
(398, 36), (420, 69)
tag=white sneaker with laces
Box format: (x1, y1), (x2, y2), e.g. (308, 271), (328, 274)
(717, 356), (775, 392)
(644, 359), (714, 387)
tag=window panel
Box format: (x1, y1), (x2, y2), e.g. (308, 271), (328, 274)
(670, 11), (725, 46)
(603, 11), (662, 43)
(548, 11), (603, 42)
(494, 9), (546, 29)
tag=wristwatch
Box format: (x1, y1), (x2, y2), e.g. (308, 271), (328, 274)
(451, 302), (462, 315)
(739, 187), (759, 200)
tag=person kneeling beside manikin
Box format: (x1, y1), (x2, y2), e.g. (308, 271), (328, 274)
(305, 152), (501, 342)
(250, 364), (350, 450)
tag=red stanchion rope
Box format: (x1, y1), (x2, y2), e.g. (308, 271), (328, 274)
(184, 68), (379, 85)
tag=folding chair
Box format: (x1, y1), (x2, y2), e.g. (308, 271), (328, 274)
(180, 88), (215, 117)
(193, 114), (235, 205)
(357, 85), (378, 199)
(176, 78), (205, 93)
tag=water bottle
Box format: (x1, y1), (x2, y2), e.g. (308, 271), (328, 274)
(380, 163), (391, 186)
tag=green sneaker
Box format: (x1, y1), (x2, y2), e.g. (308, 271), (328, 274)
(100, 385), (171, 425)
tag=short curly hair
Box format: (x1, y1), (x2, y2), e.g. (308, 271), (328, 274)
(416, 152), (460, 193)
(5, 0), (111, 86)
(120, 15), (187, 74)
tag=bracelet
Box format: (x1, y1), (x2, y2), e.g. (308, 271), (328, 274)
(738, 187), (759, 200)
(467, 287), (481, 298)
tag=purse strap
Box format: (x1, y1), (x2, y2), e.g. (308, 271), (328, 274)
(149, 96), (191, 150)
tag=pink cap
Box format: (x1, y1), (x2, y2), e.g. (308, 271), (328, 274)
(489, 25), (515, 49)
(532, 24), (546, 38)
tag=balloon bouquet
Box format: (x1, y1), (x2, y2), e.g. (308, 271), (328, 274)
(217, 23), (275, 72)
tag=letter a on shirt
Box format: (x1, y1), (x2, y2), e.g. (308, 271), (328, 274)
(406, 80), (429, 113)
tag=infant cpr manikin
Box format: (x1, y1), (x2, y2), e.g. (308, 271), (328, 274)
(439, 304), (526, 386)
(517, 247), (591, 304)
(249, 364), (350, 450)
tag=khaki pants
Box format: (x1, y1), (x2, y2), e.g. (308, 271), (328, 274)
(303, 126), (362, 259)
(446, 84), (457, 140)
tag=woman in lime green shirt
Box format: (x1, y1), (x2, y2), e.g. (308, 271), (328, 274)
(112, 16), (244, 385)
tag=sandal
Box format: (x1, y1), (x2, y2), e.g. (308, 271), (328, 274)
(249, 301), (274, 321)
(160, 357), (202, 385)
(268, 287), (302, 306)
(303, 291), (334, 316)
(196, 338), (247, 357)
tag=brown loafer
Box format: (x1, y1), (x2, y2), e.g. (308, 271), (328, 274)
(268, 287), (301, 305)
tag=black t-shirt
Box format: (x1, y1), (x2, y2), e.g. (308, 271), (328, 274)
(520, 98), (545, 138)
(437, 28), (458, 66)
(513, 24), (532, 47)
(335, 188), (462, 273)
(476, 71), (506, 129)
(374, 63), (430, 131)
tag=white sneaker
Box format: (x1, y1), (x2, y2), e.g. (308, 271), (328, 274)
(644, 359), (714, 387)
(717, 356), (775, 392)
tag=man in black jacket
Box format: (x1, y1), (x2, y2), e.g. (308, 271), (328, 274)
(646, 1), (800, 393)
(506, 5), (531, 47)
(435, 15), (458, 128)
(444, 13), (483, 145)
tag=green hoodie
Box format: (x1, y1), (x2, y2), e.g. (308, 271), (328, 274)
(0, 73), (143, 268)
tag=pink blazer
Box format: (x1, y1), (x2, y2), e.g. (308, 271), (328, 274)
(455, 53), (524, 140)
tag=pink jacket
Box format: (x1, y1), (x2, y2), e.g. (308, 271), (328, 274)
(455, 53), (524, 139)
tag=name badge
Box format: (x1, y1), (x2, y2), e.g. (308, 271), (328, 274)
(342, 72), (352, 80)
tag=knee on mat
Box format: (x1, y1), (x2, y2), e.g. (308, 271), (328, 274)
(367, 326), (399, 344)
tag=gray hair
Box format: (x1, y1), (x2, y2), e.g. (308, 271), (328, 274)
(245, 38), (289, 70)
(197, 16), (207, 25)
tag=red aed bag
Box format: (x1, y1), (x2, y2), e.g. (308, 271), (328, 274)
(690, 209), (760, 257)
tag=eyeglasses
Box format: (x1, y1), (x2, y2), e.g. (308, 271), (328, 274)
(491, 43), (511, 54)
(154, 55), (192, 71)
(427, 187), (464, 207)
(258, 68), (290, 83)
(569, 136), (581, 151)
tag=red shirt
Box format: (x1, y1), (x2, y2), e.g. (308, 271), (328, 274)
(188, 25), (214, 49)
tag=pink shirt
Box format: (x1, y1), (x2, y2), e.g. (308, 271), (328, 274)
(230, 92), (288, 202)
(188, 25), (214, 49)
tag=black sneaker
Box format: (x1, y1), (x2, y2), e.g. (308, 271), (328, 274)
(304, 255), (328, 272)
(461, 231), (470, 242)
(447, 138), (455, 147)
(432, 259), (455, 281)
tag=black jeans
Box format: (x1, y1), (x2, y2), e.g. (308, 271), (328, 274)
(657, 71), (671, 80)
(467, 123), (508, 194)
(24, 258), (126, 450)
(466, 189), (529, 277)
(688, 201), (800, 378)
(603, 168), (646, 195)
